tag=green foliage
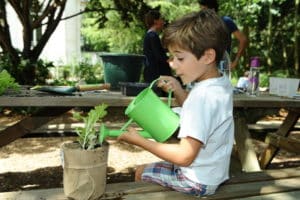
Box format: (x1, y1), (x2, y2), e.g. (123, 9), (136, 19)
(74, 60), (104, 84)
(73, 104), (108, 150)
(259, 72), (270, 87)
(223, 0), (298, 76)
(146, 0), (199, 21)
(0, 53), (54, 85)
(83, 0), (299, 77)
(82, 0), (150, 53)
(0, 70), (20, 95)
(82, 0), (199, 53)
(52, 58), (104, 85)
(81, 15), (109, 52)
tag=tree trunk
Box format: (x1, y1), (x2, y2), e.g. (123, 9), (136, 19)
(0, 0), (20, 72)
(0, 0), (67, 84)
(266, 2), (273, 73)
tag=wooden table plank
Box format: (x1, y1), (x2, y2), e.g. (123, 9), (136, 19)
(227, 167), (300, 184)
(1, 90), (300, 108)
(0, 167), (299, 200)
(239, 191), (300, 200)
(123, 177), (300, 200)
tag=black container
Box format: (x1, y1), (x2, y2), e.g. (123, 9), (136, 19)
(119, 82), (164, 96)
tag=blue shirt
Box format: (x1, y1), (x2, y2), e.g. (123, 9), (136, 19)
(222, 16), (238, 54)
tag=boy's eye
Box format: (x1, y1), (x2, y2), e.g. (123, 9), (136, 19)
(177, 57), (184, 61)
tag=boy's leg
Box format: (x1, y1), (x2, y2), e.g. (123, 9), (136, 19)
(136, 161), (210, 196)
(135, 164), (146, 181)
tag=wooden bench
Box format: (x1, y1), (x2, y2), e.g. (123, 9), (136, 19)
(1, 167), (299, 200)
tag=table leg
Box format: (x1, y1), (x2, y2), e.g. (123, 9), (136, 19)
(0, 107), (71, 147)
(259, 109), (300, 169)
(234, 109), (261, 172)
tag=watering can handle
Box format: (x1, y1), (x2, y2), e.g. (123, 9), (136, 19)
(120, 79), (173, 132)
(149, 78), (173, 107)
(120, 118), (133, 131)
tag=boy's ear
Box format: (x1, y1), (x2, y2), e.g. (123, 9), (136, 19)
(203, 49), (216, 65)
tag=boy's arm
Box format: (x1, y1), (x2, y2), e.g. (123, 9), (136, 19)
(118, 127), (202, 167)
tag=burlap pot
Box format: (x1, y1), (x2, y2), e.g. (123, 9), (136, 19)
(61, 142), (109, 200)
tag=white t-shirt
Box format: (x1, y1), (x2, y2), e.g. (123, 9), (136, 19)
(178, 75), (234, 186)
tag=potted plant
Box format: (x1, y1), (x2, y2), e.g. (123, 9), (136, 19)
(61, 104), (109, 200)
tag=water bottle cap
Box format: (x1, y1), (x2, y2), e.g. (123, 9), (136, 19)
(250, 57), (260, 67)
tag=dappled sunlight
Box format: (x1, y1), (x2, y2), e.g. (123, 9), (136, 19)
(259, 178), (300, 195)
(0, 188), (64, 199)
(0, 137), (76, 172)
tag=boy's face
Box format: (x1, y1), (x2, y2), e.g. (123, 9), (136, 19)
(168, 47), (216, 85)
(154, 18), (164, 30)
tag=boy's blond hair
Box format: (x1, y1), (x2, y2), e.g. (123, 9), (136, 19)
(162, 9), (229, 65)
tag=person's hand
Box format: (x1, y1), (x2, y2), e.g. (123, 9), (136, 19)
(157, 76), (181, 93)
(117, 127), (143, 145)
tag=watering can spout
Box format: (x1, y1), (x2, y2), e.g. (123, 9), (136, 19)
(99, 124), (152, 144)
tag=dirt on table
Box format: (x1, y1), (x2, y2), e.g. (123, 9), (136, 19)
(0, 107), (300, 193)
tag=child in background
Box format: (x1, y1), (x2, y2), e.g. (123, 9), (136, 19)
(143, 10), (172, 83)
(118, 10), (234, 196)
(236, 70), (250, 90)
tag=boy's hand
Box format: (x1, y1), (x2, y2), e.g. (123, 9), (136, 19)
(157, 76), (181, 93)
(117, 127), (143, 145)
(157, 75), (188, 106)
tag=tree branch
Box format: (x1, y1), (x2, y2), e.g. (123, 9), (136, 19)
(32, 0), (59, 28)
(31, 0), (67, 61)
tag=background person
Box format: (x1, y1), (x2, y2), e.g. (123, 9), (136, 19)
(118, 10), (234, 196)
(143, 10), (172, 83)
(198, 0), (248, 70)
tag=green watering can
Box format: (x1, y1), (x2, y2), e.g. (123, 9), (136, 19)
(99, 79), (179, 144)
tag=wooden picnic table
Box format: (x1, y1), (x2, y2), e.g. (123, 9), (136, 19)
(0, 87), (300, 172)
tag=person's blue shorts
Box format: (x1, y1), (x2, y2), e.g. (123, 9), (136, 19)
(141, 161), (208, 196)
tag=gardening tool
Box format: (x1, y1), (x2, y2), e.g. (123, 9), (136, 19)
(99, 79), (179, 144)
(31, 84), (111, 95)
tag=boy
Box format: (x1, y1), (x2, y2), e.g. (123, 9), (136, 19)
(118, 9), (234, 196)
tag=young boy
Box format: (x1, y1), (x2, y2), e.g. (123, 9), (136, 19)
(118, 9), (234, 196)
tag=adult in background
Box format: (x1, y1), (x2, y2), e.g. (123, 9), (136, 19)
(143, 10), (172, 83)
(198, 0), (248, 70)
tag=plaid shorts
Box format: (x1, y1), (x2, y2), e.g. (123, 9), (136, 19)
(141, 161), (210, 196)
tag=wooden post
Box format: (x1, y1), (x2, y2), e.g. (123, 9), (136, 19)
(259, 109), (300, 168)
(0, 107), (71, 147)
(234, 109), (261, 172)
(265, 132), (300, 154)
